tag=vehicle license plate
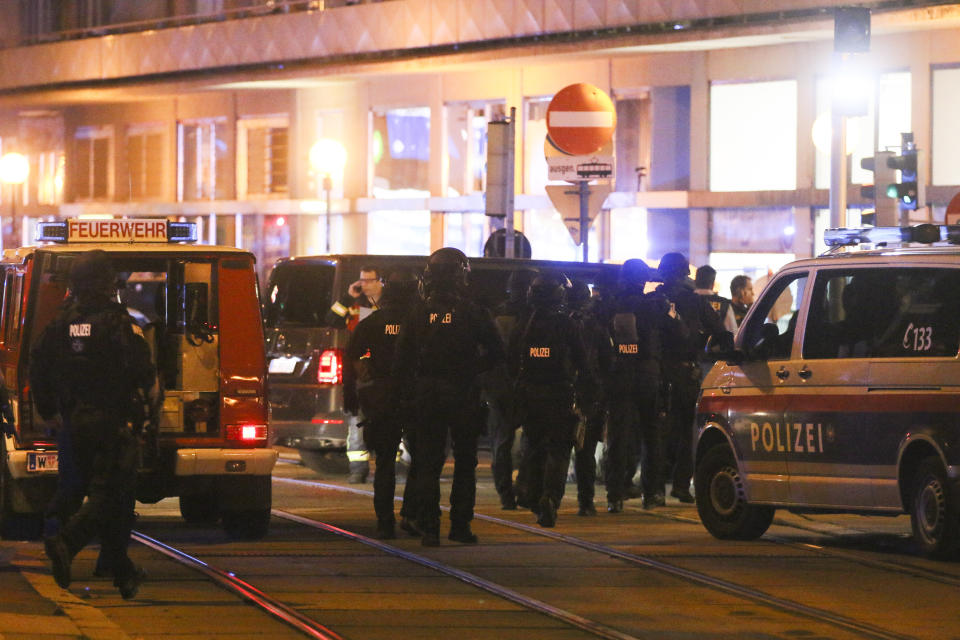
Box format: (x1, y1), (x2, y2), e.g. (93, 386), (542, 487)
(268, 357), (299, 374)
(27, 452), (58, 472)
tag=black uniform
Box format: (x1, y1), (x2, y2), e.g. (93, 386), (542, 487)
(344, 296), (419, 539)
(511, 281), (594, 528)
(604, 278), (672, 511)
(393, 249), (504, 545)
(566, 282), (612, 515)
(483, 270), (535, 509)
(31, 255), (157, 599)
(657, 254), (724, 501)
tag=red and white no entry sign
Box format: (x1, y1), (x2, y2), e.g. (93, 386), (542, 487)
(546, 83), (616, 156)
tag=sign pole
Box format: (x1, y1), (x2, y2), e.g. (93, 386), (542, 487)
(505, 107), (516, 258)
(578, 180), (589, 262)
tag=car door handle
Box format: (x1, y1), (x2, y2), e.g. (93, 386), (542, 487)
(797, 366), (812, 380)
(776, 366), (789, 380)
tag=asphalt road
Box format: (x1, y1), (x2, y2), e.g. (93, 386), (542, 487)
(4, 451), (958, 640)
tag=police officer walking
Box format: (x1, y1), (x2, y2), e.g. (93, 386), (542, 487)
(656, 253), (723, 503)
(343, 270), (421, 540)
(31, 250), (159, 599)
(565, 279), (612, 516)
(511, 272), (596, 527)
(484, 269), (537, 510)
(394, 248), (504, 546)
(604, 260), (673, 512)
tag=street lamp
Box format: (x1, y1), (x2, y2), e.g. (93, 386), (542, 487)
(309, 139), (347, 254)
(0, 152), (29, 249)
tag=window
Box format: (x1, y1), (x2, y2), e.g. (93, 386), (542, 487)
(127, 124), (165, 200)
(74, 126), (113, 201)
(933, 67), (960, 186)
(179, 119), (230, 200)
(444, 213), (488, 257)
(710, 80), (797, 191)
(372, 106), (430, 194)
(739, 272), (807, 360)
(237, 116), (288, 199)
(814, 72), (911, 189)
(445, 101), (505, 197)
(803, 268), (960, 360)
(1, 271), (22, 347)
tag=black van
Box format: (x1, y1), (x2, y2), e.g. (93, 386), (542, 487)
(262, 254), (619, 473)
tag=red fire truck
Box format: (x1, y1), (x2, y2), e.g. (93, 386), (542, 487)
(0, 219), (275, 540)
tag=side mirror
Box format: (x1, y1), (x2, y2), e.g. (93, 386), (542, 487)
(706, 330), (743, 365)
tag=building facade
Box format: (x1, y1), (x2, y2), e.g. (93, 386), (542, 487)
(0, 0), (959, 290)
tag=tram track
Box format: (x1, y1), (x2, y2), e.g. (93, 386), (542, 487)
(618, 502), (960, 589)
(275, 475), (916, 640)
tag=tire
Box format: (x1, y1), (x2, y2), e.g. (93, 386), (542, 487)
(695, 443), (774, 541)
(909, 456), (960, 559)
(222, 509), (270, 540)
(179, 492), (220, 525)
(299, 449), (349, 476)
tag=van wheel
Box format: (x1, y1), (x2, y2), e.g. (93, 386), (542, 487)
(222, 509), (270, 540)
(695, 444), (774, 540)
(179, 492), (220, 525)
(910, 456), (960, 559)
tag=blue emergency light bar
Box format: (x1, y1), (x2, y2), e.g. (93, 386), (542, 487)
(823, 224), (960, 248)
(35, 219), (198, 244)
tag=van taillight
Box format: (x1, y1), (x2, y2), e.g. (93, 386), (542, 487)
(317, 349), (342, 385)
(225, 424), (267, 442)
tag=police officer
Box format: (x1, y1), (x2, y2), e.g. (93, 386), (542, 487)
(511, 272), (596, 527)
(694, 266), (737, 333)
(604, 259), (673, 512)
(31, 250), (159, 600)
(485, 268), (537, 510)
(393, 248), (504, 546)
(343, 270), (421, 539)
(656, 252), (723, 503)
(566, 279), (612, 516)
(730, 274), (755, 327)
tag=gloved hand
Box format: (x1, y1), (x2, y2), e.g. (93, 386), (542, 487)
(343, 387), (360, 416)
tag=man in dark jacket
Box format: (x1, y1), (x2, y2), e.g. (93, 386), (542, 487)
(656, 253), (723, 503)
(604, 260), (674, 512)
(566, 280), (612, 516)
(483, 268), (537, 510)
(31, 250), (159, 600)
(510, 272), (595, 527)
(393, 248), (504, 546)
(343, 270), (421, 539)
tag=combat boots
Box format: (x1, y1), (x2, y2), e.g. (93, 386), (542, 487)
(448, 523), (478, 544)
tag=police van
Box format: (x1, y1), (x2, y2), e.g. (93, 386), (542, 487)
(695, 224), (960, 558)
(0, 219), (275, 540)
(263, 254), (619, 473)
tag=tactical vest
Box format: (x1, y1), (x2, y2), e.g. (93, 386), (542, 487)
(414, 297), (478, 380)
(517, 309), (573, 386)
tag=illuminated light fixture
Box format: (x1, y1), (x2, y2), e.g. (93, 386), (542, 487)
(276, 216), (286, 227)
(309, 139), (347, 255)
(0, 152), (29, 185)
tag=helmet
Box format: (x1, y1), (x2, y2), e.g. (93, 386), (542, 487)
(69, 250), (116, 298)
(422, 247), (470, 296)
(381, 269), (419, 307)
(566, 280), (591, 309)
(658, 252), (689, 281)
(620, 259), (652, 288)
(506, 268), (538, 302)
(527, 271), (566, 309)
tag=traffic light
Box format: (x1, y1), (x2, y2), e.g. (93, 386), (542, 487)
(886, 133), (918, 210)
(860, 150), (897, 226)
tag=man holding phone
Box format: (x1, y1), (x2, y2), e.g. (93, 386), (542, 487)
(329, 265), (384, 482)
(328, 265), (384, 331)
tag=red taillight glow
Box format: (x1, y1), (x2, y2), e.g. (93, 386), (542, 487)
(225, 424), (267, 442)
(317, 349), (342, 385)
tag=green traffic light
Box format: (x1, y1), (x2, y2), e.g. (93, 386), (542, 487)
(886, 184), (898, 198)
